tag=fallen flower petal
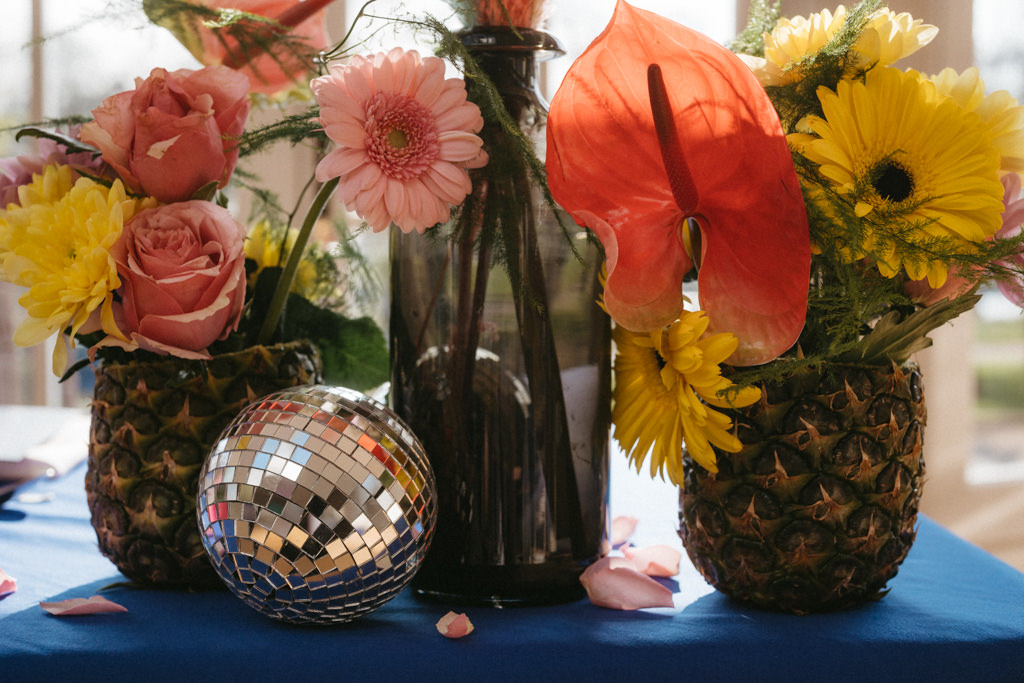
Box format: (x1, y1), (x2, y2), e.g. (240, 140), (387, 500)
(40, 595), (128, 616)
(610, 515), (638, 547)
(580, 556), (674, 610)
(622, 544), (682, 578)
(0, 568), (16, 600)
(436, 610), (474, 638)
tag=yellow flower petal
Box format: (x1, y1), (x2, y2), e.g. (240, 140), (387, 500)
(791, 67), (1003, 280)
(611, 311), (760, 487)
(0, 164), (155, 375)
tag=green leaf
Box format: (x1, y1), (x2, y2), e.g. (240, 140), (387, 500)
(15, 127), (98, 156)
(840, 293), (981, 365)
(191, 180), (220, 202)
(58, 357), (92, 384)
(143, 0), (209, 61)
(281, 295), (389, 391)
(730, 0), (781, 56)
(245, 265), (285, 345)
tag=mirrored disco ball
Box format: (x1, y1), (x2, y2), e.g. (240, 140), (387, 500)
(196, 385), (437, 624)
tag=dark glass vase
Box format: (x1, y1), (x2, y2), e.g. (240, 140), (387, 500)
(389, 27), (610, 605)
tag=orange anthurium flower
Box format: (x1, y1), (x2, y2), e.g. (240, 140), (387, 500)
(151, 0), (334, 96)
(546, 0), (810, 365)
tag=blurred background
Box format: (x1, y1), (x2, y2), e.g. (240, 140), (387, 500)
(2, 0), (1022, 570)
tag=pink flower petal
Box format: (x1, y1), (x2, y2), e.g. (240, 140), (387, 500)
(610, 515), (639, 547)
(0, 567), (16, 600)
(579, 556), (674, 610)
(40, 595), (129, 616)
(436, 610), (474, 638)
(622, 544), (682, 578)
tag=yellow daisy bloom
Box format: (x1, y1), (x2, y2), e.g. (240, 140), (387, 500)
(756, 6), (936, 86)
(930, 66), (1024, 175)
(0, 164), (156, 374)
(612, 310), (761, 486)
(789, 66), (1004, 286)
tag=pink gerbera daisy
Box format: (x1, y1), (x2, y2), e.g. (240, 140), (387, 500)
(996, 173), (1024, 307)
(312, 47), (487, 233)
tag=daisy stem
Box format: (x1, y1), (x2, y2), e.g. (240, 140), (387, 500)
(257, 176), (339, 346)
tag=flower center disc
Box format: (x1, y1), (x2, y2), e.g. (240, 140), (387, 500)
(365, 92), (439, 180)
(871, 160), (914, 203)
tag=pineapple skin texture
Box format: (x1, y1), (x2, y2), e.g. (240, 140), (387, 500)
(679, 362), (926, 614)
(86, 342), (321, 588)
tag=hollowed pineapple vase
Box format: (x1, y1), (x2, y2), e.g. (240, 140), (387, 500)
(678, 361), (925, 614)
(86, 341), (321, 588)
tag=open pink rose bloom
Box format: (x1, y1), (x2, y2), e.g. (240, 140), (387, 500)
(93, 200), (247, 358)
(546, 0), (810, 365)
(81, 65), (250, 203)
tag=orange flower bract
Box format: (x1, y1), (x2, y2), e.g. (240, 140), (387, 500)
(545, 0), (810, 366)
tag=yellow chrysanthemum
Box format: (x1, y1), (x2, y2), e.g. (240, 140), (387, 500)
(0, 162), (74, 256)
(756, 5), (936, 86)
(245, 220), (334, 302)
(930, 66), (1024, 175)
(0, 164), (156, 375)
(789, 66), (1004, 286)
(612, 310), (761, 487)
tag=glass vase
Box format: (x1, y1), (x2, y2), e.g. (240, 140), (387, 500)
(389, 27), (610, 605)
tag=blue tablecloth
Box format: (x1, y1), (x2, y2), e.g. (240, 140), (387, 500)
(3, 457), (1024, 682)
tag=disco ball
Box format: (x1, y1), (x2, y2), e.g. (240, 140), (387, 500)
(196, 385), (437, 624)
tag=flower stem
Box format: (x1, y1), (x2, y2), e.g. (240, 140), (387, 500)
(257, 176), (339, 346)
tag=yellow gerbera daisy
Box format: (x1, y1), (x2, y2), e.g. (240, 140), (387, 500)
(789, 66), (1004, 286)
(612, 310), (761, 486)
(930, 66), (1024, 175)
(755, 5), (936, 86)
(0, 164), (156, 374)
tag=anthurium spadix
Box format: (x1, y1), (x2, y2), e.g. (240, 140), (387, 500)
(546, 0), (810, 366)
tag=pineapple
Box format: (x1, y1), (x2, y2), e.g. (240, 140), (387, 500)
(86, 342), (321, 588)
(678, 361), (926, 614)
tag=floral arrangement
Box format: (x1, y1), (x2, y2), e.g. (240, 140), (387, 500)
(7, 0), (1020, 502)
(0, 0), (405, 389)
(545, 0), (1024, 484)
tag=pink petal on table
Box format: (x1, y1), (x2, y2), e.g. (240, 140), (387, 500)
(610, 515), (638, 547)
(580, 556), (674, 610)
(622, 544), (682, 578)
(436, 611), (474, 638)
(0, 568), (16, 600)
(40, 595), (128, 616)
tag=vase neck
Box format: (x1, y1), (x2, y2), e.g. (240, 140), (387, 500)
(461, 27), (562, 112)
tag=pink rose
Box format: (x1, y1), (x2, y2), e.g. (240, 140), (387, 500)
(98, 201), (247, 358)
(80, 66), (250, 203)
